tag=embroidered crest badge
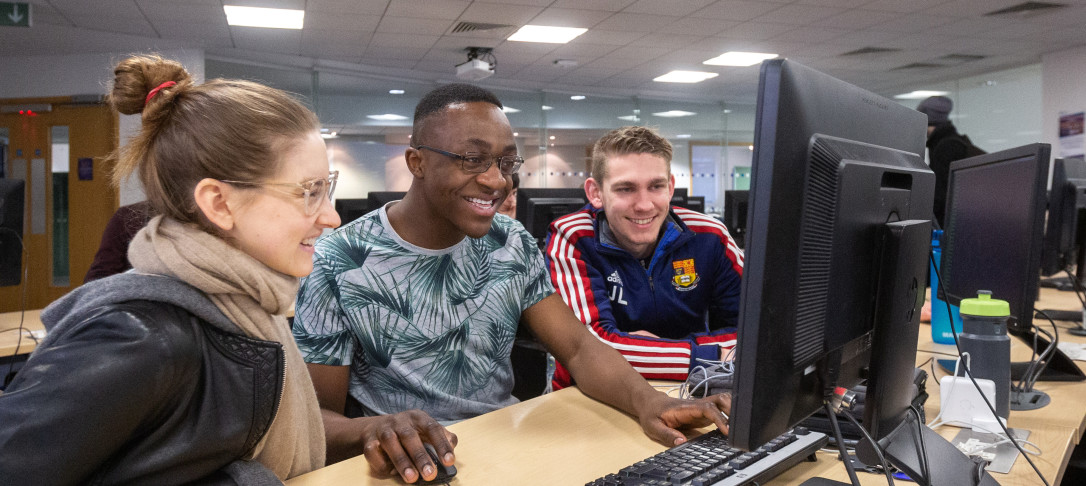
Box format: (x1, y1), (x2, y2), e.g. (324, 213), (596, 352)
(671, 258), (700, 291)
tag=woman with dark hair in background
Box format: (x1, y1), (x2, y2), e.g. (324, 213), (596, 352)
(0, 54), (340, 484)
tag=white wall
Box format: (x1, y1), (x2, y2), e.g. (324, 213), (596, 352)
(0, 49), (205, 205)
(1043, 45), (1086, 160)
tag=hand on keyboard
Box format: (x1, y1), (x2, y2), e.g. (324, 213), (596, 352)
(637, 393), (731, 446)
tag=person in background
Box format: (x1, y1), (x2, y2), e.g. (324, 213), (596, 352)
(293, 84), (730, 484)
(84, 200), (153, 282)
(917, 95), (984, 227)
(545, 126), (743, 388)
(497, 171), (518, 219)
(0, 54), (339, 483)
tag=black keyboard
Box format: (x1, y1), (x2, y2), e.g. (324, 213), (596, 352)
(586, 428), (828, 486)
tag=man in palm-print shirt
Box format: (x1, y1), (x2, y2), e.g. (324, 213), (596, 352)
(293, 83), (731, 484)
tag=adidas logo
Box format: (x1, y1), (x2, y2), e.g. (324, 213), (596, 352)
(607, 271), (623, 285)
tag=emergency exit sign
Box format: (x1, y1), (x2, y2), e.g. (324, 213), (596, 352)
(0, 2), (30, 28)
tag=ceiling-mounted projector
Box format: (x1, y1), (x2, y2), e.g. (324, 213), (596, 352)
(456, 47), (495, 81)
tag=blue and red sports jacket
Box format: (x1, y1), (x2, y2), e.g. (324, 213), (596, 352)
(545, 204), (744, 387)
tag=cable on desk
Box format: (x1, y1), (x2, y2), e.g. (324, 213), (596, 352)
(841, 408), (895, 486)
(930, 251), (1051, 486)
(826, 402), (861, 486)
(2, 227), (30, 389)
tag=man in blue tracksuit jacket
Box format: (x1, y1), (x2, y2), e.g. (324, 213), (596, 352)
(545, 126), (743, 388)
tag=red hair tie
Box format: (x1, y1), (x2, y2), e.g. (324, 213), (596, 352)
(145, 81), (177, 106)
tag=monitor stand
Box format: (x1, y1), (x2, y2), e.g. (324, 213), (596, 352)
(867, 412), (1000, 486)
(1007, 327), (1086, 382)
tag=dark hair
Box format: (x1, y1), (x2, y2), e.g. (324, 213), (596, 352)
(510, 172), (520, 190)
(411, 83), (503, 145)
(591, 126), (673, 183)
(109, 54), (319, 231)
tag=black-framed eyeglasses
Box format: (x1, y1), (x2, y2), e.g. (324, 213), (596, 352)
(416, 145), (523, 176)
(221, 170), (339, 216)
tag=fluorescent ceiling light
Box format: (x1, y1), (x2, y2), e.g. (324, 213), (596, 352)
(570, 95), (586, 100)
(541, 105), (553, 111)
(893, 90), (949, 100)
(320, 132), (338, 139)
(703, 51), (777, 67)
(654, 70), (719, 83)
(389, 89), (405, 95)
(617, 115), (641, 121)
(676, 134), (692, 139)
(367, 114), (408, 121)
(508, 25), (588, 44)
(502, 106), (521, 113)
(224, 5), (304, 29)
(653, 110), (697, 118)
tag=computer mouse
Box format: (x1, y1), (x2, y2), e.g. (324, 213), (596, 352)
(415, 443), (457, 485)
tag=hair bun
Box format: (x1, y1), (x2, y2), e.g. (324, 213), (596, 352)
(110, 54), (191, 116)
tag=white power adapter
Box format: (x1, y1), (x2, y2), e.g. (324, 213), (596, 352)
(939, 375), (1000, 428)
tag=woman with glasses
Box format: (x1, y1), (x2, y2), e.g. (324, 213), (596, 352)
(0, 54), (339, 484)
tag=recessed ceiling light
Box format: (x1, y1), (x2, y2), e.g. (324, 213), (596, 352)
(367, 114), (408, 121)
(703, 51), (778, 67)
(389, 89), (405, 95)
(676, 134), (692, 139)
(549, 135), (556, 140)
(508, 25), (588, 44)
(653, 110), (697, 118)
(224, 5), (304, 29)
(502, 106), (521, 113)
(542, 105), (553, 111)
(513, 132), (519, 136)
(570, 95), (586, 100)
(893, 90), (950, 100)
(617, 115), (641, 122)
(653, 70), (719, 83)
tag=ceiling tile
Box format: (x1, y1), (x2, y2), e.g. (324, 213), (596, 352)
(812, 9), (901, 29)
(155, 21), (231, 42)
(875, 13), (957, 33)
(460, 2), (544, 25)
(302, 28), (368, 46)
(631, 33), (708, 49)
(624, 0), (717, 17)
(753, 4), (845, 25)
(571, 29), (646, 46)
(693, 1), (783, 22)
(858, 0), (950, 14)
(307, 0), (390, 15)
(231, 27), (302, 55)
(368, 32), (440, 49)
(550, 0), (637, 12)
(376, 16), (452, 35)
(71, 15), (158, 38)
(593, 12), (681, 32)
(715, 22), (796, 40)
(659, 17), (736, 36)
(385, 0), (469, 20)
(306, 12), (382, 32)
(770, 26), (849, 44)
(529, 8), (614, 28)
(139, 2), (224, 22)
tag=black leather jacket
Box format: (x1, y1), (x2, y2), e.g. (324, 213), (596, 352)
(0, 275), (285, 485)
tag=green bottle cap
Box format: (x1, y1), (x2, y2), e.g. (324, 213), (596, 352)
(959, 290), (1010, 317)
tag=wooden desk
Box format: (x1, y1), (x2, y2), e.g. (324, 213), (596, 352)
(288, 382), (1077, 486)
(0, 309), (44, 358)
(288, 288), (1086, 485)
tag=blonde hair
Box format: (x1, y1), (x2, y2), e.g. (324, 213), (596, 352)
(590, 126), (673, 183)
(109, 54), (319, 229)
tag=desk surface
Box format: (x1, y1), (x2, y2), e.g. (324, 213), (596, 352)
(0, 309), (44, 358)
(288, 287), (1086, 486)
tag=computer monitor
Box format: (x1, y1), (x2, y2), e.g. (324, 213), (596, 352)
(515, 188), (587, 248)
(1041, 156), (1086, 283)
(365, 191), (406, 214)
(0, 178), (25, 287)
(941, 145), (1085, 383)
(723, 190), (748, 249)
(731, 60), (991, 485)
(670, 187), (689, 208)
(673, 195), (705, 213)
(334, 198), (369, 225)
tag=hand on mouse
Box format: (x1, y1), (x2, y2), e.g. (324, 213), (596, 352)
(355, 410), (457, 483)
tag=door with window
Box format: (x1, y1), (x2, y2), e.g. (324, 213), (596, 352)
(0, 98), (118, 312)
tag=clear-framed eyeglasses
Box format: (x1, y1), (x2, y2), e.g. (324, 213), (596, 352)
(415, 145), (524, 176)
(221, 170), (339, 216)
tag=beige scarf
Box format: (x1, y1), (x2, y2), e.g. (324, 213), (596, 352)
(128, 216), (325, 479)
